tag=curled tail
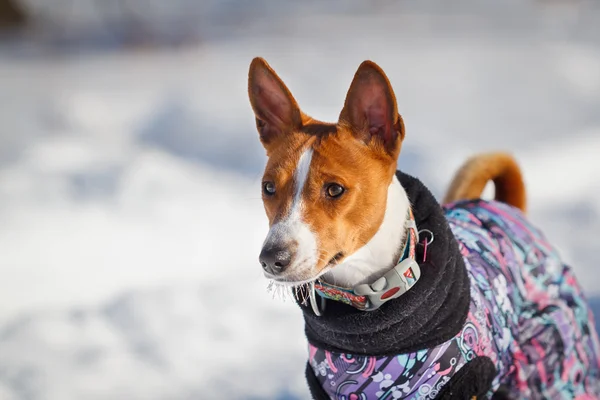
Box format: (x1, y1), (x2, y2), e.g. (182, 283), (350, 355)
(443, 152), (527, 213)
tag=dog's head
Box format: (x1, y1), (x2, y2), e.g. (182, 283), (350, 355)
(248, 58), (405, 285)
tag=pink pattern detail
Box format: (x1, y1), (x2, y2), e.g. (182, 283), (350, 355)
(363, 357), (376, 377)
(309, 344), (318, 361)
(325, 351), (338, 373)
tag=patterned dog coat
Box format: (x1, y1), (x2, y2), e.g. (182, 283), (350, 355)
(304, 174), (600, 400)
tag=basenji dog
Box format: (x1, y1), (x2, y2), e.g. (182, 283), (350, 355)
(247, 57), (600, 400)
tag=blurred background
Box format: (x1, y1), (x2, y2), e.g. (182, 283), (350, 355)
(1, 0), (600, 399)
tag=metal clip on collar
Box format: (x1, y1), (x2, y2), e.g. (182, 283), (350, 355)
(310, 281), (326, 316)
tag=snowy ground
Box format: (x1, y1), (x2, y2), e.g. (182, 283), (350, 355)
(1, 2), (600, 399)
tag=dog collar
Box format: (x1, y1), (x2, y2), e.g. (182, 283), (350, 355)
(310, 209), (421, 315)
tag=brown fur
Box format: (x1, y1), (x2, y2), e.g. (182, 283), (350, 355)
(248, 58), (405, 277)
(443, 152), (527, 213)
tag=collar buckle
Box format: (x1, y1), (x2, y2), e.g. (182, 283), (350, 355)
(353, 258), (421, 311)
(309, 208), (421, 315)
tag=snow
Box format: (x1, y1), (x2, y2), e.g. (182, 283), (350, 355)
(1, 2), (600, 399)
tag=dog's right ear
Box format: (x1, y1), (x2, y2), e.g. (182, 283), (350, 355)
(339, 60), (404, 160)
(248, 57), (302, 149)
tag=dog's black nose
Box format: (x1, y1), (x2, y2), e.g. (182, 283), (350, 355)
(259, 247), (292, 275)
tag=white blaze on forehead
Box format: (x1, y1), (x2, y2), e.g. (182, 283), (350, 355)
(292, 147), (314, 211)
(262, 147), (318, 282)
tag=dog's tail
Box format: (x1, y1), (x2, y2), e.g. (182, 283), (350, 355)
(443, 152), (527, 213)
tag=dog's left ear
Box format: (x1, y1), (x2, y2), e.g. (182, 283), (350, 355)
(248, 57), (302, 151)
(339, 61), (405, 159)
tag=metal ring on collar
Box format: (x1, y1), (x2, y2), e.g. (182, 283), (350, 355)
(418, 229), (435, 245)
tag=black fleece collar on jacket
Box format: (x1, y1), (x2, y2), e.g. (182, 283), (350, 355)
(296, 171), (471, 356)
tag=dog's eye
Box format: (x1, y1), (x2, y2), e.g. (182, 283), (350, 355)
(325, 183), (345, 198)
(263, 181), (276, 196)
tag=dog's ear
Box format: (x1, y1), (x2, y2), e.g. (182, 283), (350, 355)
(248, 57), (302, 149)
(339, 61), (404, 159)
